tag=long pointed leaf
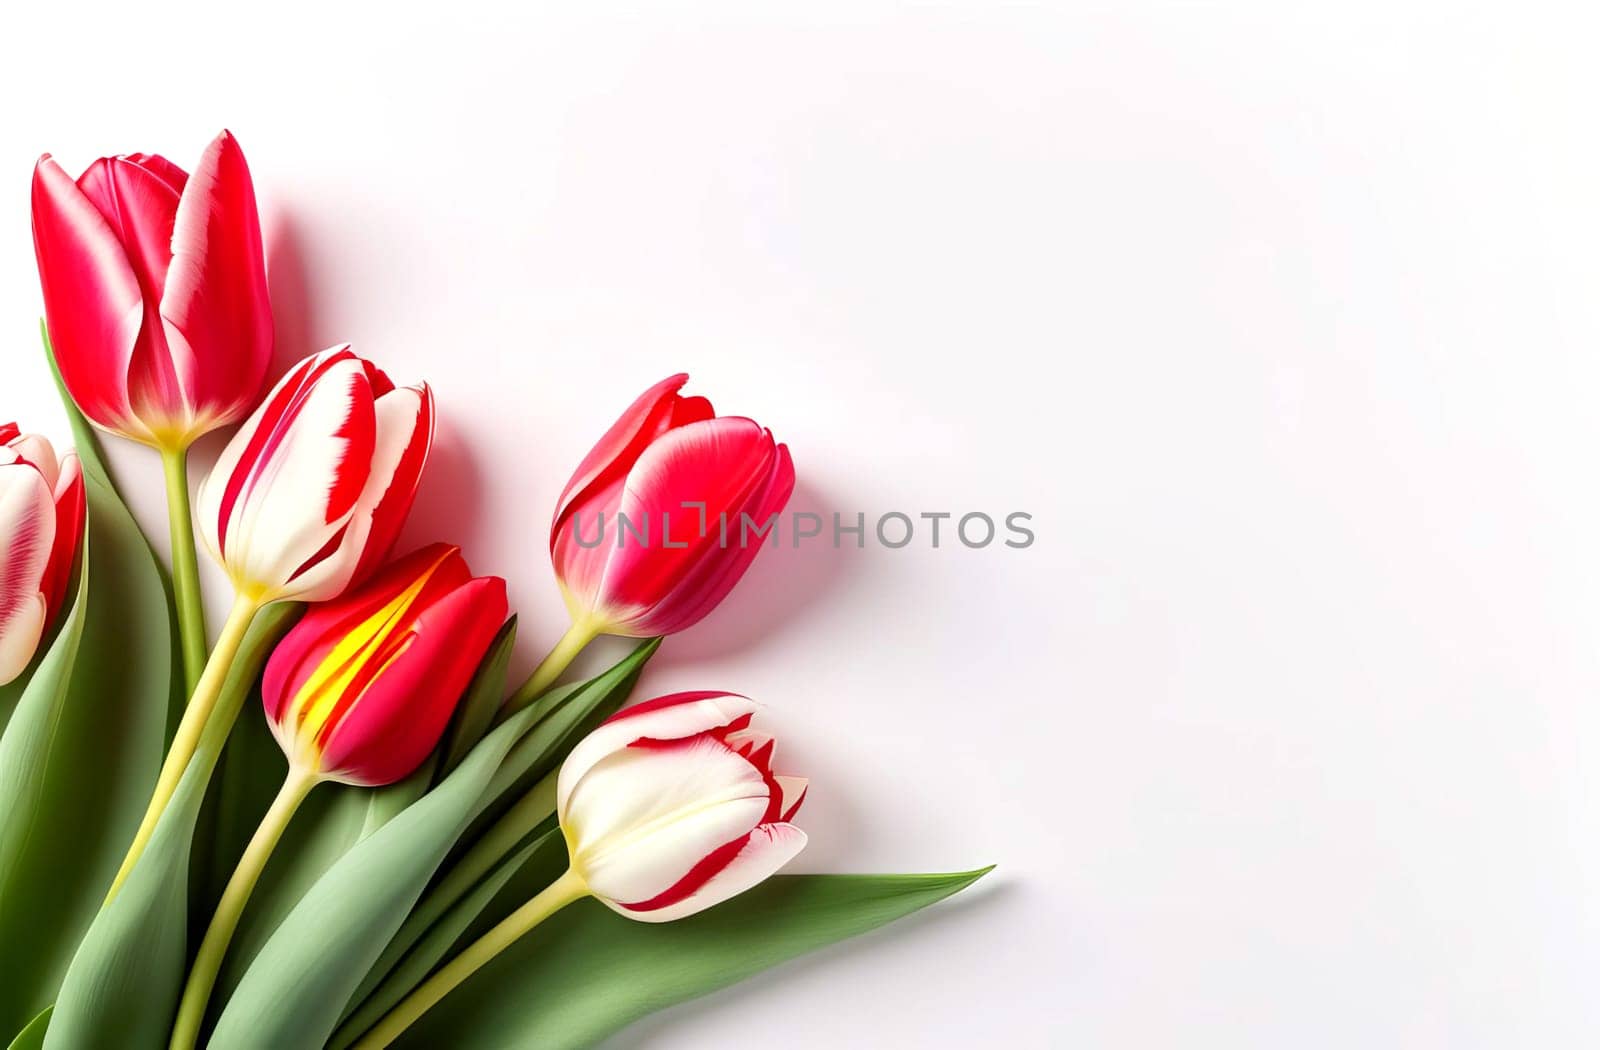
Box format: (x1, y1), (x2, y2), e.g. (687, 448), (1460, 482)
(0, 334), (177, 1038)
(386, 869), (993, 1049)
(40, 607), (296, 1050)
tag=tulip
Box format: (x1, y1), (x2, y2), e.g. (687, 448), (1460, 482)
(33, 130), (274, 690)
(109, 346), (433, 900)
(31, 131), (271, 449)
(196, 345), (433, 606)
(0, 425), (85, 686)
(260, 544), (508, 785)
(510, 375), (794, 709)
(350, 692), (806, 1049)
(171, 544), (507, 1050)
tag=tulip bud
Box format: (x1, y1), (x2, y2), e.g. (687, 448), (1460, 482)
(31, 131), (272, 450)
(551, 374), (795, 638)
(0, 425), (85, 685)
(558, 691), (807, 922)
(196, 346), (433, 604)
(262, 544), (507, 786)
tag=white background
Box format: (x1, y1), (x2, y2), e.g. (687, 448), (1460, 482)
(4, 2), (1599, 1046)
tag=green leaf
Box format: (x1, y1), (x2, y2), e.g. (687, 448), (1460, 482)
(347, 639), (659, 1011)
(331, 827), (563, 1048)
(0, 554), (90, 1038)
(41, 607), (295, 1050)
(468, 637), (659, 844)
(0, 333), (177, 1038)
(384, 869), (993, 1049)
(206, 698), (551, 1050)
(4, 1007), (50, 1050)
(436, 616), (518, 777)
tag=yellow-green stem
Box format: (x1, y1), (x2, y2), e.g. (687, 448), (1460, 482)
(170, 766), (319, 1050)
(107, 595), (261, 902)
(160, 444), (207, 694)
(504, 617), (601, 713)
(350, 868), (588, 1049)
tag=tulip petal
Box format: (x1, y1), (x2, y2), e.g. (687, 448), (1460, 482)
(772, 775), (808, 822)
(4, 433), (60, 490)
(557, 691), (758, 816)
(31, 156), (146, 437)
(40, 454), (85, 623)
(346, 384), (434, 588)
(611, 822), (808, 923)
(76, 156), (182, 304)
(722, 728), (776, 772)
(0, 463), (55, 685)
(160, 130), (273, 436)
(567, 735), (771, 907)
(592, 418), (791, 634)
(317, 575), (508, 785)
(552, 374), (691, 538)
(634, 439), (795, 635)
(198, 348), (376, 599)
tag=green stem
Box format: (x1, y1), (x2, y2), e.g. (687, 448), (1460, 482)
(361, 772), (557, 996)
(504, 618), (601, 713)
(160, 445), (207, 695)
(350, 868), (588, 1049)
(107, 595), (261, 902)
(170, 766), (319, 1050)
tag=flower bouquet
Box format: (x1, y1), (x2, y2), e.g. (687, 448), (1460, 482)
(0, 130), (989, 1049)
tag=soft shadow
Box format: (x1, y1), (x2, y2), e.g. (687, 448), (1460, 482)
(657, 479), (852, 667)
(265, 212), (321, 376)
(598, 877), (1011, 1050)
(394, 416), (487, 561)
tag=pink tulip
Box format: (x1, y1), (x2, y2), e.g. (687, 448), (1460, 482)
(551, 374), (795, 637)
(31, 131), (272, 449)
(262, 544), (507, 786)
(196, 346), (433, 604)
(558, 691), (807, 922)
(0, 424), (85, 685)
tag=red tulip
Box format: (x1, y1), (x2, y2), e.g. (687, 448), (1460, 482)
(196, 346), (433, 604)
(261, 544), (507, 786)
(0, 425), (85, 685)
(551, 374), (795, 637)
(31, 130), (272, 450)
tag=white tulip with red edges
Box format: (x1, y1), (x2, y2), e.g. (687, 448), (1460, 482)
(349, 691), (807, 1049)
(197, 345), (433, 604)
(0, 424), (85, 686)
(107, 344), (434, 901)
(558, 690), (808, 920)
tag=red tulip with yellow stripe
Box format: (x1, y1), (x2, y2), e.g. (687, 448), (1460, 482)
(171, 542), (508, 1049)
(262, 542), (508, 785)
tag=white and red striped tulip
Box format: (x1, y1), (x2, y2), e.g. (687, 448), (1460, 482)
(196, 346), (432, 604)
(31, 131), (272, 450)
(0, 424), (85, 685)
(551, 374), (795, 638)
(558, 691), (808, 922)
